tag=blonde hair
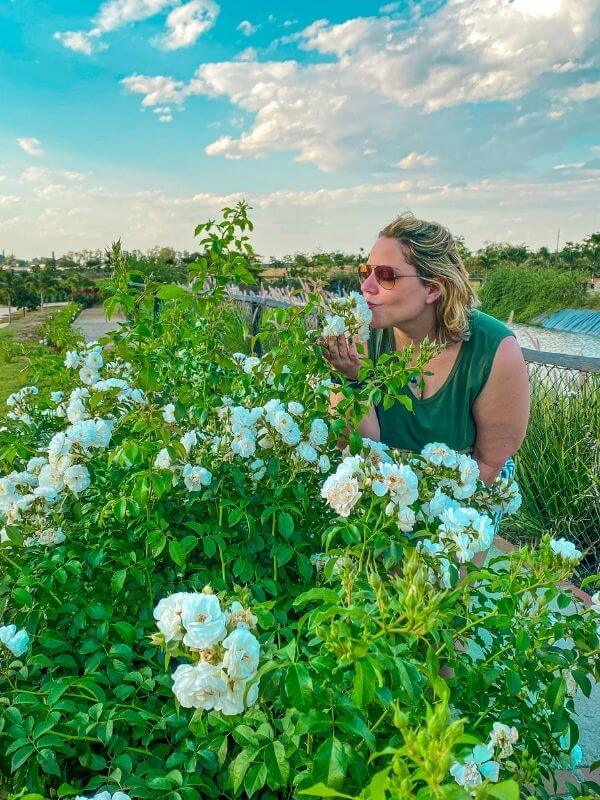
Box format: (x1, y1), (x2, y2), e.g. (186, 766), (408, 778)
(379, 212), (476, 342)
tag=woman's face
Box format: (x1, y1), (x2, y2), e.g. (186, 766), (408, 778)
(360, 237), (439, 330)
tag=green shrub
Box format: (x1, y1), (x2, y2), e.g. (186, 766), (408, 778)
(479, 267), (589, 323)
(512, 371), (599, 577)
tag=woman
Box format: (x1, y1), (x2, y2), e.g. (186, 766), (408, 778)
(325, 212), (530, 546)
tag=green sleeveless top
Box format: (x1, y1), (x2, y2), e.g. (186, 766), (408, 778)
(369, 310), (515, 453)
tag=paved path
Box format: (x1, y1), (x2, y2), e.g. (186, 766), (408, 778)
(73, 305), (125, 342)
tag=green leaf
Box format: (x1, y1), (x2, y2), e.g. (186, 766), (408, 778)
(114, 621), (138, 644)
(157, 284), (189, 300)
(348, 431), (363, 456)
(37, 748), (61, 776)
(298, 783), (354, 798)
(244, 762), (268, 797)
(264, 740), (289, 790)
(230, 748), (256, 794)
(547, 676), (567, 711)
(487, 780), (520, 800)
(285, 663), (313, 710)
(169, 539), (186, 567)
(111, 569), (127, 594)
(294, 588), (340, 608)
(312, 737), (347, 791)
(352, 659), (376, 709)
(505, 671), (521, 696)
(11, 744), (34, 772)
(278, 512), (294, 538)
(396, 658), (420, 704)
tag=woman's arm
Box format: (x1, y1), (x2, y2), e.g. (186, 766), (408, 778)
(327, 390), (381, 444)
(324, 335), (381, 445)
(471, 336), (530, 486)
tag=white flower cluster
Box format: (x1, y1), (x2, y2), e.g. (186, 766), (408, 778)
(0, 414), (117, 541)
(153, 427), (213, 494)
(320, 291), (372, 342)
(213, 399), (330, 474)
(230, 352), (292, 391)
(549, 537), (583, 564)
(64, 344), (144, 407)
(5, 385), (39, 426)
(421, 443), (481, 501)
(0, 623), (29, 657)
(320, 441), (515, 575)
(451, 723), (518, 791)
(75, 792), (131, 800)
(153, 588), (261, 715)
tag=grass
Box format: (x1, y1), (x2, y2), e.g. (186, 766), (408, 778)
(0, 306), (75, 405)
(508, 370), (600, 578)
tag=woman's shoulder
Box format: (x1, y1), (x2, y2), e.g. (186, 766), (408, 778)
(468, 309), (515, 346)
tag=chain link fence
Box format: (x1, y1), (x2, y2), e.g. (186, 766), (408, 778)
(230, 293), (600, 578)
(511, 351), (599, 579)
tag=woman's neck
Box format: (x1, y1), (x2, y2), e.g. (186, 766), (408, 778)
(392, 312), (439, 351)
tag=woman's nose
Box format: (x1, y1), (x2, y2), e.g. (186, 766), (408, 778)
(361, 270), (379, 295)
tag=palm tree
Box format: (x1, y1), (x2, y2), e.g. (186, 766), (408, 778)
(0, 268), (19, 323)
(26, 264), (62, 309)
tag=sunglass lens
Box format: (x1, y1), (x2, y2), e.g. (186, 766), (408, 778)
(377, 267), (396, 289)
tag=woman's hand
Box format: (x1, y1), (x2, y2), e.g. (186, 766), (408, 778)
(320, 335), (363, 381)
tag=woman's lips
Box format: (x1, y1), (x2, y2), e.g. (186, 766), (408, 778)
(367, 302), (379, 309)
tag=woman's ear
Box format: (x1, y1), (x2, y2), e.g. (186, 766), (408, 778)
(425, 279), (444, 305)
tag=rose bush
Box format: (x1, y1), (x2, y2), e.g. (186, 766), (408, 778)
(0, 203), (598, 800)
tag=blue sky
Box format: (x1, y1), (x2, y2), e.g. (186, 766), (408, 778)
(0, 0), (599, 259)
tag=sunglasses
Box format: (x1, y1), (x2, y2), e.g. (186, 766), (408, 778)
(357, 262), (423, 290)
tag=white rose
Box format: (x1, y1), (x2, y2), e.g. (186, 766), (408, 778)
(182, 464), (212, 492)
(321, 473), (361, 517)
(64, 351), (80, 369)
(222, 628), (260, 680)
(550, 537), (582, 564)
(79, 366), (100, 386)
(181, 593), (227, 650)
(153, 592), (192, 641)
(219, 678), (259, 716)
(63, 464), (91, 494)
(154, 448), (172, 470)
(163, 403), (176, 423)
(171, 662), (226, 710)
(180, 430), (198, 453)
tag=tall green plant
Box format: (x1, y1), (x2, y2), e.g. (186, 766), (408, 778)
(479, 267), (589, 323)
(513, 373), (599, 576)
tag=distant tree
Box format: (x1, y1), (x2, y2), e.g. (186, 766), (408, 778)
(26, 264), (62, 308)
(0, 269), (19, 322)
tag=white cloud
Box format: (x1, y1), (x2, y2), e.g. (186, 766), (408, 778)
(122, 1), (599, 170)
(282, 19), (298, 28)
(95, 0), (179, 32)
(562, 81), (600, 102)
(53, 29), (105, 55)
(121, 74), (187, 106)
(17, 137), (44, 157)
(0, 195), (20, 206)
(3, 166), (599, 259)
(152, 0), (218, 50)
(237, 20), (259, 36)
(234, 47), (258, 62)
(396, 152), (439, 169)
(54, 0), (218, 54)
(553, 162), (585, 170)
(21, 167), (88, 183)
(379, 2), (400, 12)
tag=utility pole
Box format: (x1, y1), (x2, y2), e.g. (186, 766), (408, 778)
(555, 228), (560, 253)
